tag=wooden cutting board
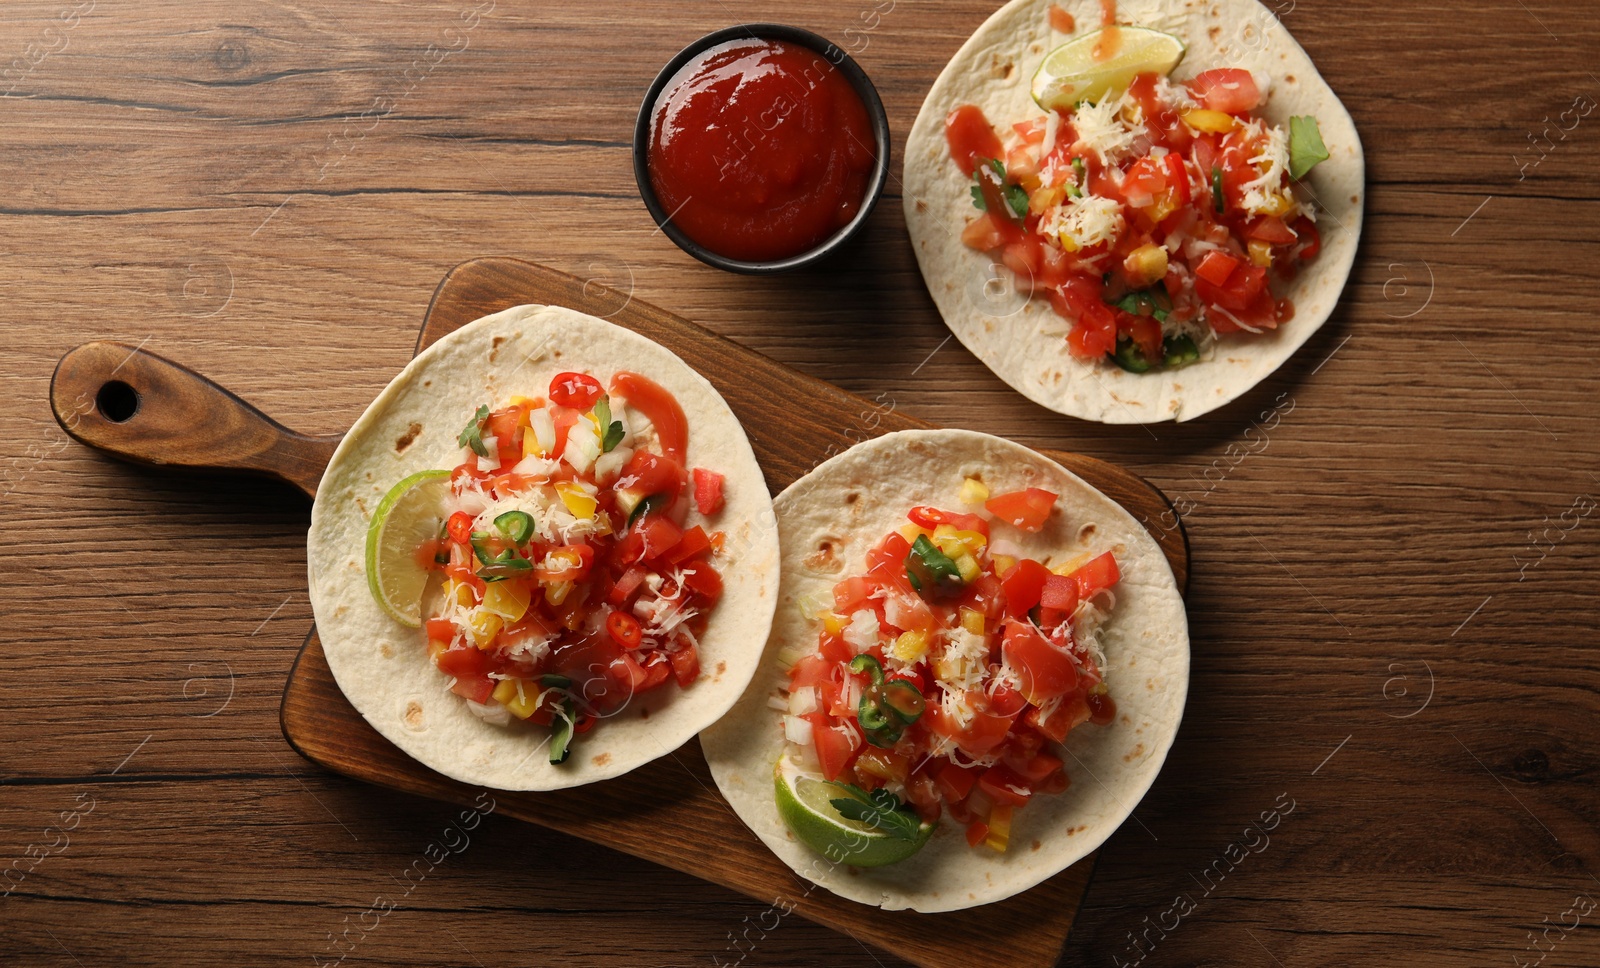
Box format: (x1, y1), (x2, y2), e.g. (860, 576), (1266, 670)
(50, 257), (1188, 968)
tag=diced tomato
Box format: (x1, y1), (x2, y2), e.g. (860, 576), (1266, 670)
(999, 558), (1050, 618)
(965, 820), (991, 848)
(1028, 693), (1092, 743)
(638, 516), (684, 562)
(961, 212), (1008, 252)
(485, 406), (523, 464)
(1070, 552), (1121, 599)
(866, 532), (913, 578)
(1197, 262), (1268, 313)
(678, 560), (724, 604)
(788, 654), (836, 691)
(437, 644), (492, 680)
(551, 406), (580, 460)
(664, 525), (712, 565)
(1187, 68), (1261, 113)
(1247, 216), (1298, 245)
(937, 761), (981, 803)
(691, 468), (725, 516)
(619, 450), (688, 509)
(606, 610), (643, 649)
(668, 641), (700, 687)
(985, 488), (1058, 533)
(610, 371), (688, 463)
(978, 765), (1034, 809)
(907, 506), (991, 539)
(548, 372), (603, 410)
(425, 619), (456, 644)
(1011, 749), (1064, 785)
(450, 462), (488, 492)
(945, 104), (1003, 177)
(926, 694), (1014, 757)
(1292, 216), (1321, 260)
(638, 651), (673, 691)
(1119, 156), (1170, 209)
(449, 674), (495, 705)
(1039, 574), (1080, 613)
(608, 565), (648, 605)
(807, 712), (862, 782)
(1195, 249), (1241, 286)
(1163, 152), (1192, 205)
(1002, 618), (1080, 705)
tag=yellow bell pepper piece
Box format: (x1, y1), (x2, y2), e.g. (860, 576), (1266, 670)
(556, 482), (598, 520)
(1258, 192), (1296, 218)
(992, 554), (1018, 577)
(1183, 109), (1236, 133)
(983, 804), (1014, 852)
(504, 680), (540, 719)
(480, 579), (530, 623)
(821, 612), (847, 636)
(544, 580), (573, 606)
(960, 608), (986, 636)
(1248, 239), (1274, 267)
(522, 428), (545, 459)
(898, 524), (931, 544)
(954, 553), (981, 583)
(443, 578), (476, 609)
(1052, 553), (1091, 577)
(891, 630), (931, 664)
(959, 477), (991, 505)
(1123, 243), (1169, 288)
(466, 610), (502, 648)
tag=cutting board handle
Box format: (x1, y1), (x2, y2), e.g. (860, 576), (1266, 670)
(50, 341), (342, 500)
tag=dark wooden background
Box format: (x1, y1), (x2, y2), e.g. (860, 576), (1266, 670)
(2, 2), (1596, 966)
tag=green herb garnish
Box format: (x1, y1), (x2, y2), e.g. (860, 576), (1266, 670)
(594, 396), (626, 453)
(1211, 166), (1225, 214)
(825, 782), (924, 842)
(1288, 115), (1329, 180)
(971, 158), (1028, 221)
(457, 404), (491, 458)
(1112, 287), (1171, 322)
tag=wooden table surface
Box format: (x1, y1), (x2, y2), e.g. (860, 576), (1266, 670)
(3, 2), (1596, 966)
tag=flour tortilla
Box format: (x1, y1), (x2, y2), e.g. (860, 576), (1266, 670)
(903, 0), (1364, 423)
(307, 304), (779, 791)
(701, 429), (1188, 911)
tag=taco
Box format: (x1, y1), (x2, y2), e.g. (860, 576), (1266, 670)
(307, 304), (779, 791)
(701, 430), (1187, 911)
(903, 0), (1363, 423)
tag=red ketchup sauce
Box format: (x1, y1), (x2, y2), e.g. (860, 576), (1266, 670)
(646, 38), (877, 263)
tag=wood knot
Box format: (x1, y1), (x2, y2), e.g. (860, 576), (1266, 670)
(1511, 748), (1549, 781)
(214, 40), (251, 72)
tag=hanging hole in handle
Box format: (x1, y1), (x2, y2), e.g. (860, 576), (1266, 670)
(96, 381), (140, 423)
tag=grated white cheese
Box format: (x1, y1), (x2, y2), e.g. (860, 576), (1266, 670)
(934, 627), (990, 693)
(1240, 123), (1290, 215)
(1041, 194), (1126, 252)
(1070, 96), (1145, 166)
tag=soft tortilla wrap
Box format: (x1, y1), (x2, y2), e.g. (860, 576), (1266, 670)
(702, 429), (1188, 911)
(903, 0), (1364, 423)
(308, 304), (779, 791)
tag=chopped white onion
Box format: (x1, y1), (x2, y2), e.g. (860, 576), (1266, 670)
(783, 715), (814, 747)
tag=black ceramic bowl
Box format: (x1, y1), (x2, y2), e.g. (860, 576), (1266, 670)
(632, 24), (891, 275)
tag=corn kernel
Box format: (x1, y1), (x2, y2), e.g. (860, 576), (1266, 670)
(960, 608), (986, 636)
(467, 610), (502, 648)
(480, 579), (531, 623)
(1183, 109), (1236, 133)
(556, 482), (598, 519)
(1248, 240), (1274, 267)
(954, 553), (981, 583)
(821, 612), (847, 636)
(891, 630), (931, 663)
(959, 477), (991, 505)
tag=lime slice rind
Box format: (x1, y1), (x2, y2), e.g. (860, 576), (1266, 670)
(365, 469), (452, 628)
(773, 752), (934, 868)
(1031, 26), (1187, 110)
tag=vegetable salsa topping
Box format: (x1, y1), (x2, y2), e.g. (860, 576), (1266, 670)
(948, 50), (1328, 373)
(779, 480), (1121, 855)
(420, 371), (726, 764)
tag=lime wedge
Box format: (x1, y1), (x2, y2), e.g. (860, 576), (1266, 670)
(365, 469), (451, 628)
(1031, 26), (1186, 110)
(774, 752), (935, 868)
